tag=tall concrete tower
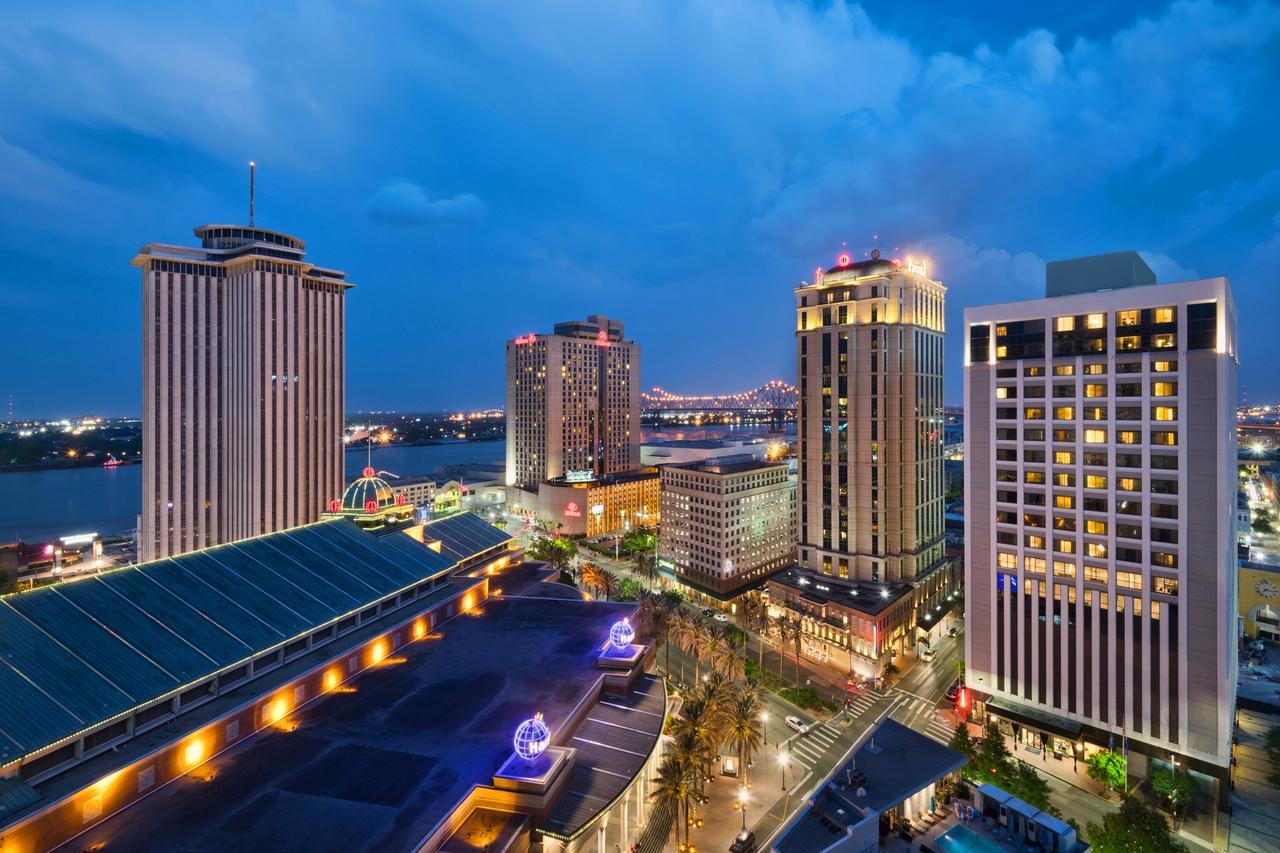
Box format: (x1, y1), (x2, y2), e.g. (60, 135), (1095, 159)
(133, 224), (351, 561)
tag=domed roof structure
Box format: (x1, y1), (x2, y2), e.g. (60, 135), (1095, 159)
(342, 466), (395, 513)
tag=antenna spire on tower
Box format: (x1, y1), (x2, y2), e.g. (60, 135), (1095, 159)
(249, 161), (256, 226)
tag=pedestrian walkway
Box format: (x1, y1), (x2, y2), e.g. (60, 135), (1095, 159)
(780, 719), (844, 780)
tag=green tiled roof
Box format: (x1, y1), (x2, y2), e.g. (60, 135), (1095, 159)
(0, 514), (510, 766)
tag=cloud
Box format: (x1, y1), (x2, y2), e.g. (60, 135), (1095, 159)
(1138, 251), (1199, 283)
(365, 180), (484, 226)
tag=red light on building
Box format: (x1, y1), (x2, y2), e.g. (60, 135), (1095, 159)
(595, 329), (611, 348)
(365, 499), (378, 513)
(395, 493), (407, 506)
(564, 502), (582, 518)
(362, 466), (375, 478)
(958, 688), (969, 711)
(513, 333), (537, 346)
(328, 499), (341, 513)
(837, 253), (851, 266)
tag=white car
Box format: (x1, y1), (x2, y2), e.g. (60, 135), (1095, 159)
(785, 715), (811, 734)
(713, 612), (729, 623)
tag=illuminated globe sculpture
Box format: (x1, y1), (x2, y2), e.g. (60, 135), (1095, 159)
(513, 712), (550, 763)
(609, 618), (635, 651)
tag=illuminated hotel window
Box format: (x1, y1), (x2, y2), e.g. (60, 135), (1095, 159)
(1086, 542), (1108, 558)
(1085, 474), (1107, 489)
(1152, 360), (1176, 372)
(1084, 406), (1106, 420)
(1083, 363), (1106, 375)
(1086, 519), (1107, 535)
(1084, 429), (1107, 444)
(1085, 383), (1106, 397)
(1152, 551), (1178, 568)
(1152, 381), (1177, 396)
(1154, 306), (1175, 324)
(1117, 477), (1140, 492)
(1152, 333), (1175, 349)
(1025, 557), (1046, 573)
(1053, 560), (1076, 578)
(1054, 451), (1074, 464)
(1055, 495), (1075, 510)
(1152, 576), (1179, 595)
(1152, 431), (1178, 446)
(996, 345), (1008, 358)
(1025, 366), (1045, 376)
(1055, 316), (1076, 332)
(1117, 335), (1140, 351)
(1054, 406), (1074, 420)
(1053, 365), (1075, 376)
(1053, 473), (1074, 487)
(1116, 571), (1142, 590)
(1024, 407), (1044, 420)
(998, 552), (1016, 568)
(1117, 430), (1140, 445)
(1084, 565), (1108, 584)
(996, 387), (1012, 399)
(1086, 313), (1105, 329)
(1117, 310), (1139, 327)
(1153, 406), (1177, 421)
(1025, 471), (1046, 484)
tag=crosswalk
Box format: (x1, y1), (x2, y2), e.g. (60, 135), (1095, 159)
(886, 688), (962, 744)
(780, 718), (843, 778)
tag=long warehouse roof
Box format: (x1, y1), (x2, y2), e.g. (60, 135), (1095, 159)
(0, 513), (511, 766)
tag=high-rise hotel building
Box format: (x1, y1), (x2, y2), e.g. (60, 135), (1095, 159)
(133, 225), (350, 561)
(505, 315), (641, 492)
(788, 251), (952, 669)
(964, 251), (1237, 800)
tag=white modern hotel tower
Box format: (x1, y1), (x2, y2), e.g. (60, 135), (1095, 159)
(963, 251), (1237, 805)
(133, 224), (351, 561)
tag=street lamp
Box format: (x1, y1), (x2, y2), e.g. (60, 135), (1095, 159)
(778, 748), (789, 791)
(760, 710), (769, 746)
(738, 786), (749, 831)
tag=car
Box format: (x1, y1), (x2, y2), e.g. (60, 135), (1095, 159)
(945, 679), (964, 703)
(702, 608), (716, 618)
(785, 715), (811, 734)
(729, 830), (758, 853)
(921, 646), (936, 660)
(948, 627), (960, 638)
(713, 612), (729, 623)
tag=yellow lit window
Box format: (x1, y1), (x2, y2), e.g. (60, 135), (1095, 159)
(1054, 406), (1074, 420)
(1024, 407), (1044, 419)
(1084, 565), (1108, 584)
(1084, 429), (1107, 444)
(1154, 306), (1174, 324)
(997, 552), (1017, 569)
(1055, 316), (1076, 332)
(1152, 551), (1177, 568)
(1025, 471), (1045, 484)
(1054, 473), (1074, 487)
(1117, 310), (1139, 327)
(1053, 560), (1077, 578)
(1152, 576), (1179, 595)
(996, 387), (1011, 399)
(1086, 542), (1108, 558)
(1151, 601), (1162, 619)
(1152, 333), (1175, 349)
(1151, 382), (1175, 396)
(1086, 313), (1105, 329)
(1117, 430), (1139, 444)
(1152, 431), (1177, 446)
(1152, 360), (1175, 372)
(1085, 383), (1106, 397)
(996, 325), (1008, 336)
(1117, 335), (1140, 351)
(1026, 366), (1045, 376)
(1117, 477), (1139, 491)
(1116, 571), (1142, 590)
(1083, 363), (1106, 375)
(1055, 495), (1075, 509)
(1054, 451), (1074, 465)
(1085, 474), (1107, 489)
(1025, 557), (1046, 574)
(1153, 406), (1176, 421)
(1055, 538), (1076, 553)
(1084, 406), (1106, 420)
(1026, 535), (1045, 549)
(1054, 365), (1075, 376)
(996, 345), (1008, 358)
(1086, 519), (1107, 535)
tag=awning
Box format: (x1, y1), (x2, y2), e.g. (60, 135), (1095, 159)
(984, 698), (1083, 739)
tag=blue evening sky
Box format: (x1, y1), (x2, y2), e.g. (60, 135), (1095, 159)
(1, 1), (1278, 416)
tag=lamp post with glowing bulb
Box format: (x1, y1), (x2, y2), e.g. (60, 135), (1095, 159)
(738, 786), (749, 831)
(760, 710), (769, 746)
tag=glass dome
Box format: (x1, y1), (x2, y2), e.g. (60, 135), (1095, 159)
(341, 466), (395, 513)
(609, 618), (635, 650)
(513, 712), (550, 762)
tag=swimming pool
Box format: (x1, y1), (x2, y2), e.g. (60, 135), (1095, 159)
(934, 824), (1007, 853)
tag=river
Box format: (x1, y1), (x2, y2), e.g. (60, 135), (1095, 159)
(0, 424), (787, 543)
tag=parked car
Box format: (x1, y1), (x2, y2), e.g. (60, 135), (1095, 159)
(730, 830), (758, 853)
(945, 679), (964, 703)
(713, 612), (729, 623)
(921, 646), (936, 661)
(702, 608), (717, 618)
(785, 715), (811, 734)
(947, 627), (960, 637)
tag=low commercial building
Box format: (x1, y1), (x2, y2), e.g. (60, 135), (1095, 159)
(0, 515), (667, 853)
(659, 455), (796, 600)
(641, 436), (788, 467)
(1240, 560), (1280, 640)
(521, 469), (660, 538)
(774, 718), (966, 853)
(765, 558), (960, 679)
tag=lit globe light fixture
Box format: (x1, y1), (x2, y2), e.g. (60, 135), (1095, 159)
(610, 618), (635, 650)
(513, 712), (550, 763)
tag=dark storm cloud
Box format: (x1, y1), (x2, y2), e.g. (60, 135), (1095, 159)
(0, 1), (1278, 415)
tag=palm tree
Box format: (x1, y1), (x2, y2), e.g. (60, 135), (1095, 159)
(726, 690), (765, 785)
(685, 612), (711, 684)
(650, 753), (694, 851)
(751, 602), (773, 672)
(598, 567), (619, 601)
(776, 616), (805, 686)
(789, 616), (805, 686)
(671, 610), (698, 685)
(639, 592), (676, 678)
(579, 562), (602, 597)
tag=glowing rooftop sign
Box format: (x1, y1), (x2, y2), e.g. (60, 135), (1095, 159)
(595, 329), (611, 347)
(513, 333), (538, 346)
(905, 256), (929, 277)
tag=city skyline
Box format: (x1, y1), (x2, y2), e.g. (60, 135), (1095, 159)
(2, 1), (1280, 417)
